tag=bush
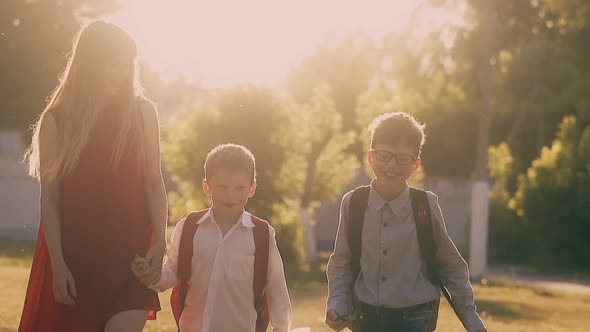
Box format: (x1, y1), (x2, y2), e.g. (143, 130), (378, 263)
(510, 116), (590, 269)
(162, 85), (304, 264)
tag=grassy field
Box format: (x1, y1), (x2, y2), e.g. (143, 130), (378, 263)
(1, 243), (589, 331)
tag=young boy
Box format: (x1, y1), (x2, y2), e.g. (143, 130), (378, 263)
(325, 112), (486, 332)
(133, 143), (292, 332)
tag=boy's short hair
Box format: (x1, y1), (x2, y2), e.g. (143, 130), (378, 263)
(204, 143), (257, 182)
(368, 112), (426, 157)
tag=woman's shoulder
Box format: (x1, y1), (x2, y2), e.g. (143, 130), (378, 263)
(135, 97), (159, 141)
(37, 110), (62, 147)
(41, 106), (66, 133)
(136, 96), (156, 112)
(135, 97), (157, 122)
(45, 106), (63, 123)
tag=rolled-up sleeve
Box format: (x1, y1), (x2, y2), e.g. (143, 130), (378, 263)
(326, 191), (354, 317)
(428, 192), (486, 332)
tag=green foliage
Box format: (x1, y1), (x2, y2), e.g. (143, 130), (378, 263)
(286, 32), (379, 161)
(271, 199), (305, 264)
(284, 84), (360, 208)
(163, 85), (289, 217)
(487, 143), (533, 263)
(488, 195), (534, 264)
(509, 116), (590, 268)
(163, 84), (363, 264)
(0, 0), (116, 130)
(162, 85), (303, 263)
(488, 142), (517, 198)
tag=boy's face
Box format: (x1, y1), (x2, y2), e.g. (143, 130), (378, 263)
(368, 143), (421, 186)
(202, 167), (256, 216)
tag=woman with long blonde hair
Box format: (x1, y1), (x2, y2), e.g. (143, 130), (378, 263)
(19, 20), (166, 332)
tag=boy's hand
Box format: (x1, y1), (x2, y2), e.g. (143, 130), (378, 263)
(131, 255), (158, 286)
(325, 310), (349, 331)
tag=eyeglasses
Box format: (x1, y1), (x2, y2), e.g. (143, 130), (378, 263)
(370, 149), (417, 166)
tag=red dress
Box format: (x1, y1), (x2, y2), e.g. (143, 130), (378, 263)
(19, 106), (161, 332)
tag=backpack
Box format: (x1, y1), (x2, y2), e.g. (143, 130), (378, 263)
(348, 186), (465, 331)
(170, 209), (270, 332)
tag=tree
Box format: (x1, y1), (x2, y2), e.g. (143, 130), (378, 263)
(487, 143), (532, 264)
(285, 31), (379, 162)
(162, 85), (303, 263)
(0, 0), (117, 130)
(284, 84), (359, 262)
(509, 116), (590, 268)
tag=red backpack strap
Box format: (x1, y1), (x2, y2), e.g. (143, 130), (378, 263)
(250, 215), (270, 332)
(171, 209), (209, 330)
(177, 209), (209, 282)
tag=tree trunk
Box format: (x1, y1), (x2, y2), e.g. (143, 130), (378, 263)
(299, 134), (331, 263)
(299, 207), (318, 263)
(470, 0), (494, 280)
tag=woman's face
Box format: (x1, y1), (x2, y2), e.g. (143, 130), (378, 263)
(98, 58), (133, 98)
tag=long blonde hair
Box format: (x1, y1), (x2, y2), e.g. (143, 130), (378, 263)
(24, 20), (147, 181)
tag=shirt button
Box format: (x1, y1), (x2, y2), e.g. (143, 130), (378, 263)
(381, 276), (387, 282)
(384, 222), (388, 227)
(382, 250), (387, 255)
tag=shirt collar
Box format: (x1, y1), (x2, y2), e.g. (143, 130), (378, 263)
(368, 179), (411, 214)
(196, 208), (255, 228)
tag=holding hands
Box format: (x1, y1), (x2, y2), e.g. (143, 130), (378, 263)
(325, 310), (350, 331)
(131, 254), (161, 287)
(132, 242), (165, 286)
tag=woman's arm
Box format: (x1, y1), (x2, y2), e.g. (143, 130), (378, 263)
(39, 112), (77, 305)
(139, 101), (168, 283)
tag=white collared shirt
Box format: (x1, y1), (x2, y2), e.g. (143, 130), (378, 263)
(152, 209), (293, 332)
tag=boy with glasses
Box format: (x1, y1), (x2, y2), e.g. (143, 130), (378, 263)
(325, 112), (486, 332)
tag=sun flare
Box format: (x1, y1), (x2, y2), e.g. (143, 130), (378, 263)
(107, 0), (457, 87)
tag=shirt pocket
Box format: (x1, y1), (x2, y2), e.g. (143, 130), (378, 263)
(228, 253), (255, 280)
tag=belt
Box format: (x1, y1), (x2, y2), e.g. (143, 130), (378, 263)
(358, 300), (435, 317)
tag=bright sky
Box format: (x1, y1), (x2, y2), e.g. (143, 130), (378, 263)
(107, 0), (460, 87)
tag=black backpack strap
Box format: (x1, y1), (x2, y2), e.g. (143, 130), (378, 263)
(409, 188), (440, 285)
(410, 187), (466, 330)
(347, 186), (371, 287)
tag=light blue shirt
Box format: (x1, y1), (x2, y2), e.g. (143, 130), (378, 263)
(326, 182), (486, 332)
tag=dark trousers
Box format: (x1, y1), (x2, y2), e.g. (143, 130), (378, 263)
(351, 301), (437, 332)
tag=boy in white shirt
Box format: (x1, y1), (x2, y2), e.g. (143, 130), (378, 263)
(132, 143), (292, 332)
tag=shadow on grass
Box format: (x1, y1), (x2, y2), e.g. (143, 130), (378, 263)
(0, 238), (34, 258)
(483, 279), (558, 298)
(476, 299), (545, 322)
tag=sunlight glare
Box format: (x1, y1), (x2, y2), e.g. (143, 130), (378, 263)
(107, 0), (457, 87)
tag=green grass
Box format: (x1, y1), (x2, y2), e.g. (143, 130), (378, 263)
(2, 243), (590, 331)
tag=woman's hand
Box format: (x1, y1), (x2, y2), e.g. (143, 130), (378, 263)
(51, 260), (77, 305)
(144, 242), (165, 285)
(132, 255), (158, 286)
